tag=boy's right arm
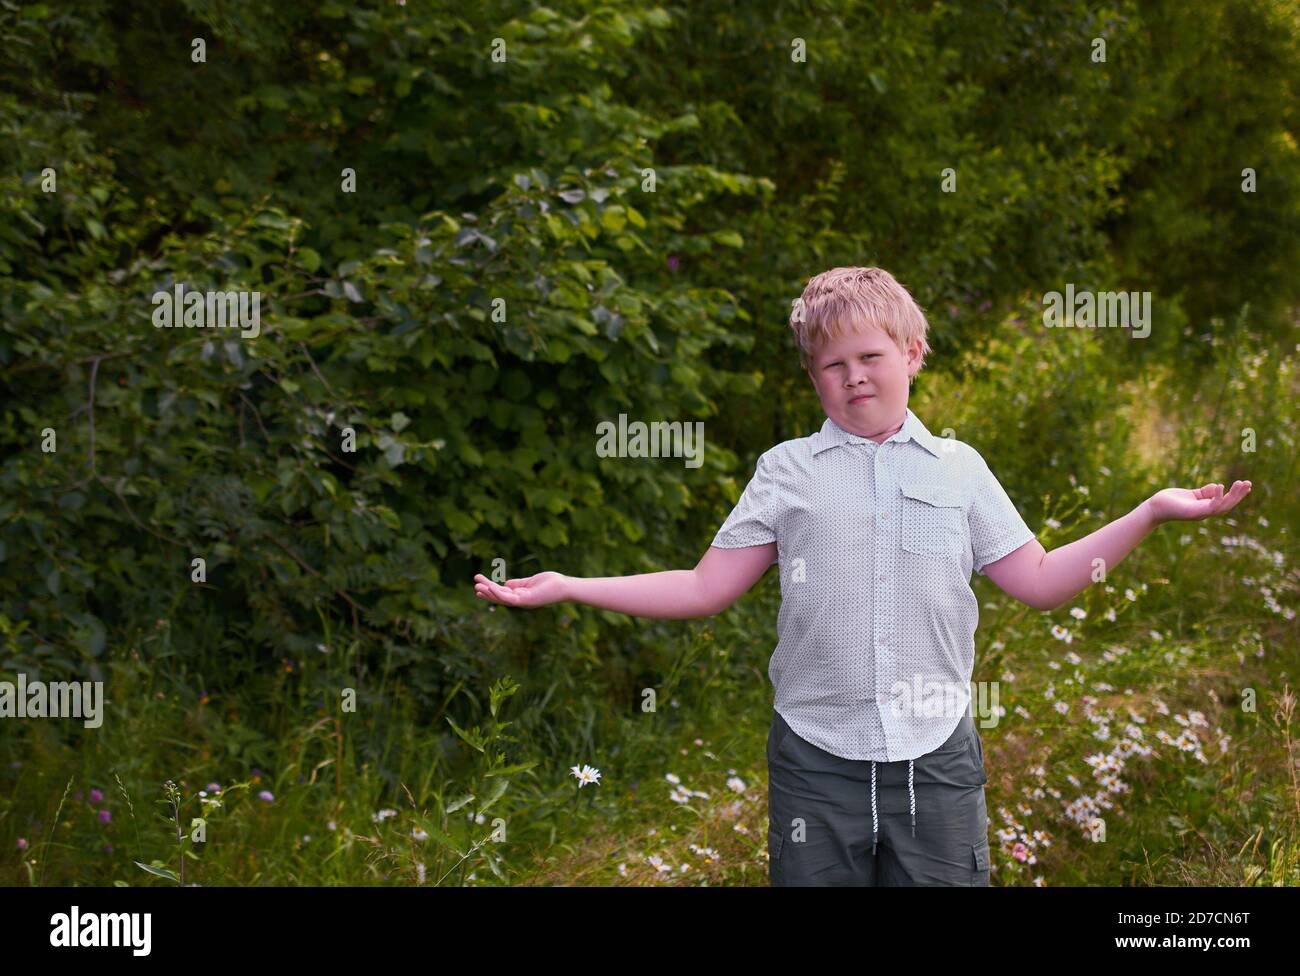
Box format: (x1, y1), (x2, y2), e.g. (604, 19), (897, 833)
(472, 543), (777, 619)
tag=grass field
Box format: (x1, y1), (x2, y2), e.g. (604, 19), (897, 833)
(5, 321), (1297, 886)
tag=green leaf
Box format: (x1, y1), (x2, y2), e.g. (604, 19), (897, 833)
(373, 506), (401, 530)
(500, 370), (532, 400)
(134, 861), (179, 883)
(297, 247), (321, 272)
(445, 714), (484, 753)
(483, 761), (540, 776)
(600, 206), (627, 232)
(445, 793), (476, 813)
(248, 476), (274, 504)
(476, 775), (511, 813)
(444, 510), (477, 534)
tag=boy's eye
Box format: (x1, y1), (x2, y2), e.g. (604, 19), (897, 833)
(826, 355), (878, 367)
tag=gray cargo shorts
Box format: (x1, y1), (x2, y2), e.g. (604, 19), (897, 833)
(766, 707), (991, 886)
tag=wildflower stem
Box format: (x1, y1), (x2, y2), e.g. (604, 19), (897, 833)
(433, 831), (493, 886)
(38, 777), (74, 887)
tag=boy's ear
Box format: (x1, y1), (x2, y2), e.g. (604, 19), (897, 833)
(905, 338), (923, 372)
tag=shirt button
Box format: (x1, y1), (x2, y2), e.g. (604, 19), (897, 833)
(878, 574), (886, 583)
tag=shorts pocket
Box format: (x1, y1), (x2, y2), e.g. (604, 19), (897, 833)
(972, 732), (987, 784)
(932, 720), (974, 754)
(768, 710), (794, 763)
(899, 482), (966, 559)
(919, 728), (986, 788)
(970, 727), (988, 784)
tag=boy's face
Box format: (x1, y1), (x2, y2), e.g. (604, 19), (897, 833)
(805, 323), (923, 441)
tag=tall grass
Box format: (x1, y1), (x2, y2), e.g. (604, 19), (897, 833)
(3, 313), (1296, 885)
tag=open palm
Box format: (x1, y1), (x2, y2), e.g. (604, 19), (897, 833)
(1147, 480), (1252, 525)
(473, 571), (568, 609)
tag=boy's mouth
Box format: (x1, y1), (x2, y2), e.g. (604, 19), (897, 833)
(849, 394), (874, 404)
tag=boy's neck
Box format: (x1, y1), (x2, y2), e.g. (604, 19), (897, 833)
(834, 409), (907, 445)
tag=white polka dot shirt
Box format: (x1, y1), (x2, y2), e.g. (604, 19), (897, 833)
(711, 407), (1037, 762)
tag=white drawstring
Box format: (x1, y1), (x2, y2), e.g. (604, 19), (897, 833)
(872, 758), (919, 854)
(908, 759), (916, 837)
(870, 761), (878, 855)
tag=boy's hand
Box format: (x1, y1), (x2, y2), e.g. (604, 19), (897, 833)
(1145, 480), (1252, 526)
(473, 571), (568, 609)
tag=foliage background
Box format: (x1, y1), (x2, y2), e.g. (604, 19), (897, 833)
(1, 0), (1297, 885)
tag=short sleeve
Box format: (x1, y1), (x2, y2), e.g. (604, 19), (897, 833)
(966, 447), (1036, 575)
(711, 450), (781, 548)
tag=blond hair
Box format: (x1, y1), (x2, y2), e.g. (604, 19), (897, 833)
(789, 267), (931, 377)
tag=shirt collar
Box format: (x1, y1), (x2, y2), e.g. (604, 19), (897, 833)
(811, 406), (943, 459)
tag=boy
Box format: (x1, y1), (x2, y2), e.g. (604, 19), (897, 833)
(473, 266), (1252, 886)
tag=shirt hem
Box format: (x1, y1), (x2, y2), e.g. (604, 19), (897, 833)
(777, 706), (966, 763)
(709, 536), (777, 549)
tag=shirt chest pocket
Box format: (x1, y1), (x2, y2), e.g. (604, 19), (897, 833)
(898, 482), (968, 559)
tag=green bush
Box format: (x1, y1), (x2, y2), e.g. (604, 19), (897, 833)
(1, 0), (1297, 884)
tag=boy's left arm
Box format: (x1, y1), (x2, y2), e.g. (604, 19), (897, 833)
(982, 480), (1253, 612)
